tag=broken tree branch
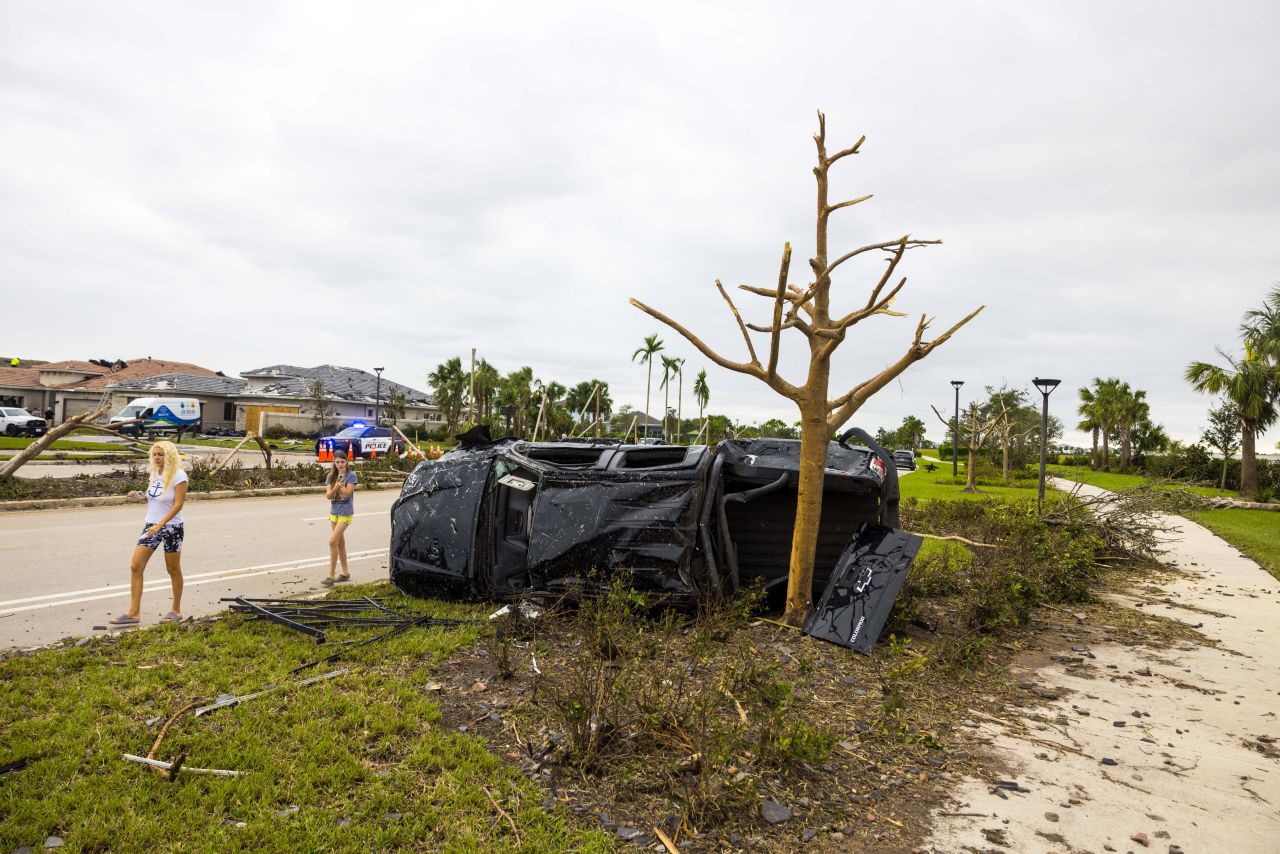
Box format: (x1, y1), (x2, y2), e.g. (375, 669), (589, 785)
(768, 243), (792, 381)
(0, 403), (111, 479)
(629, 297), (802, 401)
(824, 237), (941, 280)
(715, 279), (760, 367)
(483, 787), (522, 846)
(826, 306), (985, 429)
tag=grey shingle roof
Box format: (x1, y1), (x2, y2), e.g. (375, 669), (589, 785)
(106, 373), (248, 395)
(241, 365), (433, 405)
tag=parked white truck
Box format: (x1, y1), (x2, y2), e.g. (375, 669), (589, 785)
(0, 407), (48, 437)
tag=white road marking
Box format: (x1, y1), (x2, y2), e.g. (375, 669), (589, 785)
(299, 511), (384, 522)
(0, 549), (388, 612)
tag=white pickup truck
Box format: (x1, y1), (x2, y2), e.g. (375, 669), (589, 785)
(0, 407), (48, 437)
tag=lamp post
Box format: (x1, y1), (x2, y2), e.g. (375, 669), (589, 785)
(374, 367), (385, 426)
(1033, 377), (1061, 510)
(950, 380), (964, 477)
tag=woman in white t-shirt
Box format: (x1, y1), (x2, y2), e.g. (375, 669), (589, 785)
(109, 441), (188, 625)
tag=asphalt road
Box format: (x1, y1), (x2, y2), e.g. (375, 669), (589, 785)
(0, 490), (399, 651)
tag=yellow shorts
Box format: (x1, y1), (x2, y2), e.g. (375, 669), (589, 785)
(329, 514), (353, 524)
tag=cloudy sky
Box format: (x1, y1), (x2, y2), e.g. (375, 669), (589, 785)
(3, 1), (1278, 448)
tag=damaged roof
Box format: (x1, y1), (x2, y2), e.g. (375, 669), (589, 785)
(241, 364), (433, 405)
(106, 372), (249, 395)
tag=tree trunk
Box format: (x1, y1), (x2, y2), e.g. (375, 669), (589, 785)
(677, 374), (683, 445)
(964, 442), (980, 492)
(1001, 426), (1011, 481)
(1090, 428), (1099, 470)
(1220, 454), (1229, 491)
(644, 363), (653, 440)
(783, 404), (832, 625)
(1101, 423), (1111, 471)
(1240, 424), (1257, 500)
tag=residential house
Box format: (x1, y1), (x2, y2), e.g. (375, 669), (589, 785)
(236, 365), (441, 435)
(0, 357), (221, 423)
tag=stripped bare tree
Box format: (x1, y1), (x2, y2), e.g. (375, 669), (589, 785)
(931, 401), (999, 493)
(631, 113), (984, 624)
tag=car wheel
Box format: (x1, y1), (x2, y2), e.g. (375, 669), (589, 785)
(4, 424), (18, 436)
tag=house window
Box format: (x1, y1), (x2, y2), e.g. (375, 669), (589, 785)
(367, 409), (374, 417)
(223, 402), (235, 420)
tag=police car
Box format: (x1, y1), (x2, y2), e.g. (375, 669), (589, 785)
(316, 423), (403, 459)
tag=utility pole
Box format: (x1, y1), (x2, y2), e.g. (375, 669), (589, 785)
(374, 367), (384, 426)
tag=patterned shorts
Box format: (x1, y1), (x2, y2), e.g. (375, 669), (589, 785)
(138, 523), (185, 553)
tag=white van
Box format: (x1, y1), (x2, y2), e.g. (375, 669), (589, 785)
(109, 397), (202, 436)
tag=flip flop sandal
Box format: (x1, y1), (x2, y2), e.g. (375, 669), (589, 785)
(108, 614), (140, 626)
(321, 577), (335, 587)
(160, 611), (183, 623)
(336, 574), (351, 582)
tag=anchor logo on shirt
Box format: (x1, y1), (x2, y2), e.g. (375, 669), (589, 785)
(147, 480), (164, 499)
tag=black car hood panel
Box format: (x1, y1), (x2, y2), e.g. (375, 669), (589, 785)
(802, 523), (923, 653)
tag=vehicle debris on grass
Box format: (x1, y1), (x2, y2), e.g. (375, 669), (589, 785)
(390, 426), (923, 652)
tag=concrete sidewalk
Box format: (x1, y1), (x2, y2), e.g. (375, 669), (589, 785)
(925, 482), (1280, 852)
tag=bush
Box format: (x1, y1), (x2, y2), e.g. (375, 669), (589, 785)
(263, 424), (316, 440)
(898, 498), (1106, 635)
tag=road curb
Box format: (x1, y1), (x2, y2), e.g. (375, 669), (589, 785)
(0, 480), (405, 513)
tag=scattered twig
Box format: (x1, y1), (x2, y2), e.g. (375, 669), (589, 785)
(482, 786), (521, 846)
(123, 753), (240, 778)
(654, 825), (681, 853)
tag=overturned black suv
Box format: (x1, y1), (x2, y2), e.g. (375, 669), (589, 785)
(390, 428), (921, 651)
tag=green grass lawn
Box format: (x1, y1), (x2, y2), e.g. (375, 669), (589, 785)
(1189, 509), (1280, 580)
(1047, 465), (1234, 499)
(0, 438), (136, 452)
(0, 584), (609, 852)
(898, 465), (1048, 504)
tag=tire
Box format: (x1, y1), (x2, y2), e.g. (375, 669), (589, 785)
(4, 424), (18, 436)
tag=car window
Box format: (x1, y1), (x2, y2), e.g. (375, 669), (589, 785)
(372, 428), (391, 437)
(335, 426), (366, 438)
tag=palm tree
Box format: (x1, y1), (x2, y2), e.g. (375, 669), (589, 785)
(658, 354), (679, 441)
(1077, 378), (1122, 470)
(1241, 284), (1280, 358)
(631, 334), (664, 438)
(472, 359), (501, 424)
(1112, 383), (1149, 474)
(1186, 351), (1280, 499)
(1076, 387), (1101, 470)
(671, 357), (685, 443)
(428, 357), (467, 434)
(901, 415), (926, 451)
(693, 370), (710, 439)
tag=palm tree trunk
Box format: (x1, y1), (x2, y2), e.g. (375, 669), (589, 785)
(1220, 454), (1229, 491)
(662, 383), (670, 441)
(677, 373), (683, 445)
(1240, 423), (1257, 499)
(644, 362), (653, 440)
(1001, 425), (1011, 481)
(1091, 428), (1099, 470)
(1101, 422), (1111, 471)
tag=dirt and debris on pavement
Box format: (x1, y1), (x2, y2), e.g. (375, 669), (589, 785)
(924, 490), (1280, 854)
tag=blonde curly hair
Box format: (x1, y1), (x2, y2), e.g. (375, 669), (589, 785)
(149, 440), (181, 493)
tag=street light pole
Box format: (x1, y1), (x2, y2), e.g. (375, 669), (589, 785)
(950, 380), (964, 477)
(1033, 377), (1061, 511)
(374, 367), (385, 426)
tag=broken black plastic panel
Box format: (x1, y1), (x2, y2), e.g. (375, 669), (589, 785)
(802, 523), (923, 653)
